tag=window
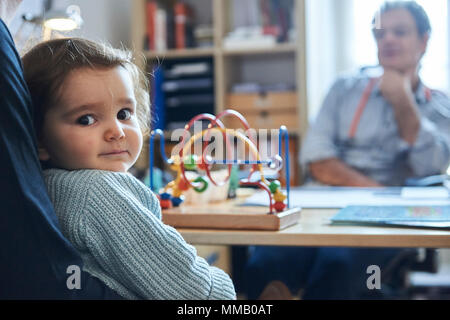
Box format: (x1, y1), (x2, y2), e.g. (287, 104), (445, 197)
(352, 0), (449, 92)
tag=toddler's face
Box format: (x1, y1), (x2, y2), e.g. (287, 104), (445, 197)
(39, 66), (143, 173)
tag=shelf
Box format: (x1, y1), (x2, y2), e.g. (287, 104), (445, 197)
(145, 47), (215, 59)
(144, 42), (297, 60)
(132, 0), (307, 185)
(222, 42), (297, 56)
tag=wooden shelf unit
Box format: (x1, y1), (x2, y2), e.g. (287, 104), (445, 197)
(144, 47), (216, 59)
(131, 0), (308, 185)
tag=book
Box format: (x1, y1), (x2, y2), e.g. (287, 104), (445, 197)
(165, 62), (210, 78)
(162, 78), (213, 92)
(166, 94), (214, 108)
(331, 205), (450, 229)
(174, 2), (187, 49)
(151, 66), (165, 130)
(155, 8), (167, 52)
(146, 1), (158, 50)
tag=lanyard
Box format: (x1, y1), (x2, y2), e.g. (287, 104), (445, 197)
(348, 78), (432, 139)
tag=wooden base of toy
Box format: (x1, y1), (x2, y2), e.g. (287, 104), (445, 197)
(162, 205), (302, 231)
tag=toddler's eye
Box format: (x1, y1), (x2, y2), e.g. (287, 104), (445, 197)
(117, 108), (132, 121)
(77, 115), (95, 126)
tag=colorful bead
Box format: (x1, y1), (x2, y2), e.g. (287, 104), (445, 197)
(177, 178), (190, 191)
(274, 201), (286, 212)
(160, 192), (172, 200)
(269, 180), (281, 194)
(193, 176), (208, 193)
(171, 197), (184, 207)
(184, 155), (197, 171)
(273, 190), (287, 202)
(160, 199), (172, 209)
(172, 188), (183, 198)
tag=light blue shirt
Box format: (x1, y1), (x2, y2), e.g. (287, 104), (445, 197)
(300, 74), (450, 186)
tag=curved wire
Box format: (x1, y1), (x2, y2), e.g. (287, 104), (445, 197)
(279, 126), (290, 209)
(149, 129), (169, 191)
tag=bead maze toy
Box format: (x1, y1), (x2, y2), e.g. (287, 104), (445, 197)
(149, 109), (301, 231)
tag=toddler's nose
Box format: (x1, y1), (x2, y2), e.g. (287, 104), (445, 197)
(104, 121), (125, 141)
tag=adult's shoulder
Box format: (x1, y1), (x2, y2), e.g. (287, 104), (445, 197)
(428, 89), (450, 120)
(430, 89), (450, 103)
(337, 71), (372, 89)
(327, 71), (371, 96)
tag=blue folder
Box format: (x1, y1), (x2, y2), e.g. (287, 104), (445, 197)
(331, 206), (450, 229)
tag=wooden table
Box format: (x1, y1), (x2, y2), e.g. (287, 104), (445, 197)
(177, 208), (450, 248)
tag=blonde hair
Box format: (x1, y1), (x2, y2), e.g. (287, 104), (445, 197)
(22, 38), (150, 138)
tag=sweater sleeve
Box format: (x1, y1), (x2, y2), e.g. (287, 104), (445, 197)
(80, 171), (236, 300)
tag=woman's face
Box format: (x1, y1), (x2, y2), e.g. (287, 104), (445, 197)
(38, 66), (143, 173)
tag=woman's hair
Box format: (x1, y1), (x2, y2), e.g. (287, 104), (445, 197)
(372, 1), (431, 37)
(22, 37), (150, 138)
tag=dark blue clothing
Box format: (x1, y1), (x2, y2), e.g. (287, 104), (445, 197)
(245, 246), (405, 299)
(0, 19), (121, 299)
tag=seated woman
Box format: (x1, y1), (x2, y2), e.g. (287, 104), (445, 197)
(0, 0), (121, 298)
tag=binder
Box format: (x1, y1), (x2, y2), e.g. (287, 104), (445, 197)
(146, 1), (157, 50)
(174, 2), (187, 49)
(151, 66), (165, 130)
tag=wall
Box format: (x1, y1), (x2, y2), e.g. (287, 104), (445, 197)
(9, 0), (133, 52)
(305, 0), (338, 122)
(448, 0), (450, 95)
(53, 0), (133, 48)
(9, 0), (43, 36)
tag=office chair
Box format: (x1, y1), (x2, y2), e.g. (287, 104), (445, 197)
(380, 174), (447, 299)
(371, 248), (439, 299)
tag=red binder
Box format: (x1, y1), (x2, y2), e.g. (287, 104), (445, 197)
(146, 1), (158, 50)
(174, 2), (187, 49)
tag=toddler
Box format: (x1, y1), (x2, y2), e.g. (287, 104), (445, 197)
(22, 38), (236, 300)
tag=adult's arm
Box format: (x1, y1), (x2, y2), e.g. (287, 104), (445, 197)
(379, 69), (421, 145)
(300, 78), (382, 187)
(309, 158), (382, 187)
(0, 19), (122, 299)
(379, 69), (450, 177)
(404, 92), (450, 177)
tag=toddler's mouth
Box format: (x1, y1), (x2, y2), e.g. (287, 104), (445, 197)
(100, 150), (129, 156)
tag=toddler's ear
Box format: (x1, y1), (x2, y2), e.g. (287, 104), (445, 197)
(38, 146), (50, 161)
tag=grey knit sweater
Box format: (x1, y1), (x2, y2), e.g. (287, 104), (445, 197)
(43, 168), (236, 300)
